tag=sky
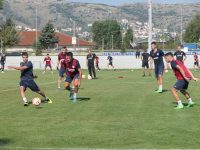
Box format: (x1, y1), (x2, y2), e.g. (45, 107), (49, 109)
(70, 0), (200, 5)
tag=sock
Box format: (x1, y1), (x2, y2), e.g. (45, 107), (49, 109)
(22, 97), (28, 103)
(177, 100), (183, 106)
(188, 98), (193, 103)
(73, 93), (77, 99)
(159, 85), (163, 91)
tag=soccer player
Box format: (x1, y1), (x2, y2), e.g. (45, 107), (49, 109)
(8, 52), (52, 106)
(64, 52), (82, 102)
(150, 42), (164, 93)
(43, 53), (53, 74)
(95, 56), (100, 71)
(174, 45), (187, 63)
(0, 52), (6, 73)
(164, 52), (198, 109)
(86, 49), (96, 79)
(193, 52), (199, 70)
(57, 46), (67, 89)
(107, 53), (114, 69)
(141, 49), (151, 77)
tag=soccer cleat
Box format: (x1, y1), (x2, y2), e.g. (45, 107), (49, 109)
(72, 98), (77, 103)
(46, 97), (53, 104)
(155, 89), (162, 93)
(24, 102), (29, 106)
(174, 105), (184, 109)
(187, 102), (195, 108)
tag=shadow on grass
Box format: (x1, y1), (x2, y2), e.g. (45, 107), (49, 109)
(0, 138), (11, 146)
(172, 102), (196, 107)
(77, 97), (91, 101)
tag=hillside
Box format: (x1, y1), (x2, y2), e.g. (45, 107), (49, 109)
(0, 0), (200, 32)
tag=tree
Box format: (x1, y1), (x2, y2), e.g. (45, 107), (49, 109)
(92, 20), (122, 50)
(38, 21), (58, 50)
(0, 19), (19, 52)
(0, 0), (3, 9)
(184, 15), (200, 43)
(32, 40), (42, 56)
(123, 28), (133, 50)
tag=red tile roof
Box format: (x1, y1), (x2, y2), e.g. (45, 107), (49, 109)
(17, 31), (95, 47)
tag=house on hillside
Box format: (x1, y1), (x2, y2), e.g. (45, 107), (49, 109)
(6, 31), (95, 52)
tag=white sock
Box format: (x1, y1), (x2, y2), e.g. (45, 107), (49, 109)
(22, 97), (27, 103)
(177, 100), (183, 106)
(74, 93), (77, 99)
(159, 85), (163, 90)
(188, 98), (193, 103)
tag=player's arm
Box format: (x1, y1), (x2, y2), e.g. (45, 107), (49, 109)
(187, 69), (199, 81)
(78, 68), (82, 87)
(183, 52), (187, 61)
(175, 65), (194, 82)
(8, 65), (29, 70)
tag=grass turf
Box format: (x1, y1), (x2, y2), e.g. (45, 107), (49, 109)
(0, 69), (200, 149)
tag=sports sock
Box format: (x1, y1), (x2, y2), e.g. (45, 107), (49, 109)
(177, 100), (183, 106)
(73, 93), (77, 99)
(23, 97), (28, 103)
(188, 98), (193, 103)
(159, 85), (163, 91)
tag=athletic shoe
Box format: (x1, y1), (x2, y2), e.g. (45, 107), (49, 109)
(24, 102), (28, 106)
(186, 102), (195, 108)
(174, 105), (184, 109)
(155, 89), (162, 93)
(73, 98), (77, 103)
(46, 97), (53, 104)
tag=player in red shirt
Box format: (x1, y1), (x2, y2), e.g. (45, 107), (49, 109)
(165, 52), (199, 109)
(95, 56), (100, 71)
(193, 52), (199, 70)
(43, 54), (53, 74)
(64, 52), (82, 102)
(57, 46), (67, 89)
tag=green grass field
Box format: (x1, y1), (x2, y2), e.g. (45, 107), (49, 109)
(1, 69), (200, 149)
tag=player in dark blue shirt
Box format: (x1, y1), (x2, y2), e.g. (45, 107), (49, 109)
(150, 42), (165, 93)
(107, 54), (114, 69)
(8, 52), (52, 106)
(141, 49), (151, 77)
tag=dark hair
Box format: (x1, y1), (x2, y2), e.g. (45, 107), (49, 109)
(66, 52), (73, 58)
(47, 53), (49, 56)
(151, 42), (157, 45)
(22, 52), (28, 57)
(178, 44), (183, 48)
(62, 46), (66, 49)
(165, 52), (173, 57)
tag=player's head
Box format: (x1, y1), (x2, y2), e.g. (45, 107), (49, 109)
(194, 52), (197, 55)
(47, 53), (49, 56)
(66, 52), (73, 62)
(151, 42), (157, 50)
(22, 52), (28, 62)
(61, 46), (67, 53)
(88, 49), (92, 54)
(164, 52), (174, 63)
(144, 49), (148, 52)
(177, 45), (183, 51)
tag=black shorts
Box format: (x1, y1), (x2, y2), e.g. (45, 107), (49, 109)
(142, 61), (149, 68)
(109, 62), (113, 66)
(174, 80), (189, 91)
(155, 65), (164, 78)
(194, 62), (199, 66)
(20, 79), (40, 92)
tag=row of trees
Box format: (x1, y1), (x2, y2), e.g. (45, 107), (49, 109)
(0, 0), (3, 9)
(91, 20), (133, 51)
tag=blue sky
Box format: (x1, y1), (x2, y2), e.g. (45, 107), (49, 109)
(70, 0), (200, 5)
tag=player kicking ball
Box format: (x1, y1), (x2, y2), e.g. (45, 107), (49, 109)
(64, 52), (82, 103)
(165, 52), (198, 109)
(8, 52), (52, 106)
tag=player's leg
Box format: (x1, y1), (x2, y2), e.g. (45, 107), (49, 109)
(64, 76), (73, 100)
(91, 65), (96, 78)
(155, 65), (164, 93)
(43, 65), (47, 74)
(73, 75), (80, 102)
(180, 81), (194, 107)
(19, 85), (28, 106)
(57, 68), (64, 89)
(171, 87), (183, 109)
(88, 65), (92, 77)
(146, 63), (151, 76)
(49, 65), (53, 74)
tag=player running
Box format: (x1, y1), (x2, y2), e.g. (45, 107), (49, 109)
(64, 52), (82, 102)
(107, 54), (114, 69)
(193, 52), (199, 71)
(8, 52), (52, 106)
(43, 53), (53, 74)
(57, 46), (67, 89)
(165, 52), (198, 109)
(174, 45), (187, 63)
(0, 52), (6, 73)
(141, 49), (151, 77)
(95, 56), (101, 71)
(150, 42), (165, 93)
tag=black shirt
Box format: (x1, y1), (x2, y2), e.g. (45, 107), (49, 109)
(0, 54), (6, 62)
(20, 61), (34, 80)
(107, 56), (113, 62)
(150, 49), (164, 66)
(142, 52), (150, 62)
(174, 51), (186, 62)
(87, 53), (96, 66)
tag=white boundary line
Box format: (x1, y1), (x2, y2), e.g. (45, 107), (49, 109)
(0, 81), (56, 94)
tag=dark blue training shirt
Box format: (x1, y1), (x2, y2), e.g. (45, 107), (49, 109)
(20, 61), (34, 80)
(150, 49), (164, 66)
(107, 56), (113, 62)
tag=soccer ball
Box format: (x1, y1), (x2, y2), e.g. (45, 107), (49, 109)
(88, 75), (92, 80)
(165, 70), (169, 73)
(32, 97), (41, 106)
(82, 74), (86, 79)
